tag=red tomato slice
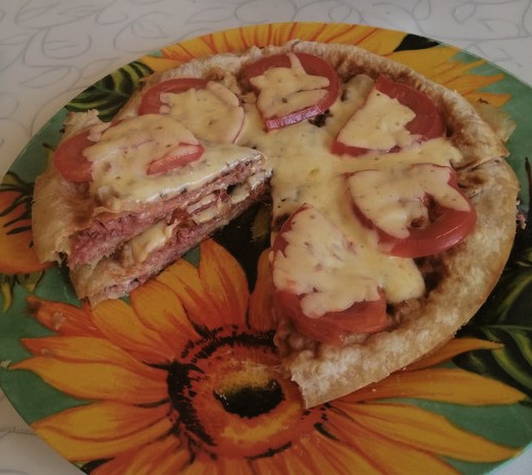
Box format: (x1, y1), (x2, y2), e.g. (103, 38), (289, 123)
(331, 75), (444, 157)
(375, 75), (444, 139)
(272, 205), (391, 345)
(350, 166), (476, 258)
(241, 52), (340, 130)
(147, 144), (204, 175)
(53, 130), (94, 182)
(139, 78), (208, 115)
(274, 290), (390, 346)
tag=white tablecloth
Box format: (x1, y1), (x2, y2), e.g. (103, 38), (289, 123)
(0, 1), (531, 473)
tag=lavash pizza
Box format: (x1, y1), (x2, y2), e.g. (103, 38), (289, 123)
(32, 40), (519, 407)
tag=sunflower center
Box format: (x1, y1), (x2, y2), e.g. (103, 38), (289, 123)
(214, 379), (283, 418)
(167, 326), (323, 458)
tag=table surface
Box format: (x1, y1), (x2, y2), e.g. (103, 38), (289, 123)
(0, 1), (531, 474)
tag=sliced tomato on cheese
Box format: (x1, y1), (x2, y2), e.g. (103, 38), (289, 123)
(53, 130), (94, 182)
(147, 143), (204, 175)
(138, 78), (208, 115)
(377, 75), (444, 140)
(332, 75), (444, 157)
(242, 52), (340, 130)
(347, 164), (476, 258)
(272, 204), (391, 346)
(274, 289), (388, 346)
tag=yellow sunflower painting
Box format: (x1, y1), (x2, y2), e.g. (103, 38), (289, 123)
(12, 240), (525, 474)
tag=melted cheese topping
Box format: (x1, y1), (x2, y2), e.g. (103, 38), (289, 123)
(162, 81), (244, 144)
(336, 88), (415, 150)
(84, 69), (464, 319)
(348, 165), (470, 239)
(238, 74), (464, 311)
(128, 220), (177, 263)
(250, 53), (329, 118)
(272, 206), (381, 318)
(84, 114), (260, 210)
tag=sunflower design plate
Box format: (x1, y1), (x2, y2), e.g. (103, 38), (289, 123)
(0, 22), (531, 475)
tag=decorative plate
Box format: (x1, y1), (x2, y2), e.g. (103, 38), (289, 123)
(0, 22), (530, 475)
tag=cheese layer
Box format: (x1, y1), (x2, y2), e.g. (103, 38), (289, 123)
(336, 88), (416, 150)
(272, 206), (381, 318)
(84, 114), (261, 210)
(238, 74), (463, 314)
(348, 165), (470, 239)
(162, 81), (244, 144)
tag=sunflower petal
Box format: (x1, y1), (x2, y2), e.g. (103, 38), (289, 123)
(92, 299), (174, 363)
(21, 336), (166, 380)
(179, 454), (253, 475)
(138, 56), (182, 73)
(247, 24), (275, 49)
(248, 249), (276, 332)
(343, 368), (526, 405)
(446, 73), (505, 95)
(130, 280), (199, 352)
(358, 29), (406, 55)
(33, 401), (169, 441)
(271, 22), (301, 45)
(407, 338), (502, 370)
(27, 296), (99, 336)
(161, 37), (214, 61)
(298, 431), (380, 474)
(466, 92), (511, 107)
(389, 47), (459, 77)
(35, 417), (172, 462)
(12, 357), (167, 404)
(336, 402), (520, 462)
(251, 449), (316, 475)
(92, 436), (188, 475)
(211, 29), (240, 55)
(157, 257), (221, 330)
(198, 240), (249, 326)
(327, 411), (457, 474)
(433, 59), (485, 84)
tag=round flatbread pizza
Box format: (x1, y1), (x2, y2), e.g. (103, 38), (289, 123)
(31, 40), (519, 407)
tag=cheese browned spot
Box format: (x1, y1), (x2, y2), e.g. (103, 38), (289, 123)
(347, 165), (470, 239)
(161, 81), (244, 144)
(336, 88), (416, 151)
(250, 53), (329, 118)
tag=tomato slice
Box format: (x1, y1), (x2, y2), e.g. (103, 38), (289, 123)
(139, 78), (208, 115)
(375, 75), (444, 139)
(274, 289), (390, 346)
(53, 130), (93, 182)
(349, 166), (476, 258)
(375, 76), (445, 140)
(241, 52), (340, 130)
(332, 75), (444, 157)
(272, 205), (391, 346)
(147, 143), (204, 175)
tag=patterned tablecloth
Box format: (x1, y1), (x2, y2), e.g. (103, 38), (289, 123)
(0, 1), (531, 473)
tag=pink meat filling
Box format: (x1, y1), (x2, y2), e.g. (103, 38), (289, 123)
(68, 159), (260, 268)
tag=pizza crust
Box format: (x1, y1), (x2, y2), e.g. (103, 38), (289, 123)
(31, 40), (518, 407)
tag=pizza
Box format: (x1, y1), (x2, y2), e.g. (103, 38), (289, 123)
(31, 40), (519, 407)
